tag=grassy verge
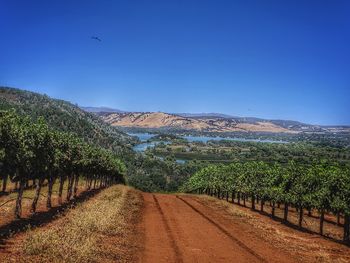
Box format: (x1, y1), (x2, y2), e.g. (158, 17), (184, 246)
(8, 185), (143, 263)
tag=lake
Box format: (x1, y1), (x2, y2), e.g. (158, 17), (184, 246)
(129, 132), (287, 145)
(128, 133), (156, 142)
(128, 132), (287, 164)
(133, 141), (169, 152)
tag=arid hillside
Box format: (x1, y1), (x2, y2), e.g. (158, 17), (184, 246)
(101, 112), (295, 133)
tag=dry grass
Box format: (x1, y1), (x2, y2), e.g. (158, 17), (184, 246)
(7, 185), (143, 263)
(0, 180), (85, 217)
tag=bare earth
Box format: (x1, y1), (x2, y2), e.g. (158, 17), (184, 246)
(103, 112), (293, 133)
(140, 193), (296, 263)
(1, 190), (349, 262)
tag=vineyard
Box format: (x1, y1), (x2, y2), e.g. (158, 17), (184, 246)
(182, 161), (350, 242)
(0, 110), (125, 219)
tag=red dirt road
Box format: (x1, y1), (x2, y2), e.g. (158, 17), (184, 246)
(140, 193), (296, 263)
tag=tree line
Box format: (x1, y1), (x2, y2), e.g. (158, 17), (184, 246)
(182, 161), (350, 242)
(0, 110), (126, 218)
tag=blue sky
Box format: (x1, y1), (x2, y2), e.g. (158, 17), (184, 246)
(1, 0), (349, 125)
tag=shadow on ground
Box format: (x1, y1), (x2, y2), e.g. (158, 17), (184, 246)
(0, 188), (103, 248)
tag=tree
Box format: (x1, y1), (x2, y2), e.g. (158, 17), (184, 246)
(0, 110), (126, 218)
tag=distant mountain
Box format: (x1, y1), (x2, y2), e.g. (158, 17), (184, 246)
(102, 112), (296, 133)
(81, 106), (125, 113)
(176, 113), (236, 119)
(0, 87), (135, 155)
(101, 111), (350, 134)
(178, 114), (308, 128)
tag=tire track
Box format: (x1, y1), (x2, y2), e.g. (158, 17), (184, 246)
(152, 194), (183, 263)
(176, 195), (267, 263)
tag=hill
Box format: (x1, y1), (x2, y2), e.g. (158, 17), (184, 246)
(96, 111), (350, 134)
(0, 87), (136, 156)
(99, 112), (299, 133)
(80, 106), (125, 113)
(176, 112), (236, 119)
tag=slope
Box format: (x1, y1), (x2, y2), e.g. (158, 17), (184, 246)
(0, 87), (136, 156)
(101, 112), (293, 133)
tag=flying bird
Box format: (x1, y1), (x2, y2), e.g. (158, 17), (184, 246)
(91, 36), (101, 42)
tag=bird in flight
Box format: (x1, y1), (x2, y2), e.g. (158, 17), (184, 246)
(91, 36), (101, 42)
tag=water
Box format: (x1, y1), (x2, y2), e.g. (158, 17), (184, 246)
(129, 132), (287, 144)
(133, 141), (169, 153)
(176, 159), (186, 164)
(128, 133), (155, 142)
(129, 132), (287, 164)
(154, 155), (186, 164)
(133, 142), (157, 152)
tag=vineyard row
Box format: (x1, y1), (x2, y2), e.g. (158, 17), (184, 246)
(0, 111), (125, 218)
(182, 161), (350, 242)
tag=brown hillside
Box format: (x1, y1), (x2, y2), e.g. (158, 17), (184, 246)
(102, 112), (294, 133)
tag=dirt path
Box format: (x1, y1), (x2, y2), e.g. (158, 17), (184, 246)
(141, 193), (296, 263)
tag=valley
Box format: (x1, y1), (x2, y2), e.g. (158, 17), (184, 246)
(94, 111), (350, 134)
(2, 1), (349, 262)
(1, 87), (350, 262)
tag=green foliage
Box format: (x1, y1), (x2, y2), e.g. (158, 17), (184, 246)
(182, 161), (350, 216)
(152, 139), (350, 165)
(126, 154), (204, 192)
(0, 87), (136, 158)
(0, 110), (126, 217)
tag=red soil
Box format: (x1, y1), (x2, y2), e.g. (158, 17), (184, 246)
(1, 191), (349, 262)
(140, 193), (296, 263)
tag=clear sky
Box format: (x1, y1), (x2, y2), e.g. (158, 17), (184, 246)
(1, 0), (349, 125)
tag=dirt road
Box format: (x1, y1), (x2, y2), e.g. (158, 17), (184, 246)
(140, 193), (296, 263)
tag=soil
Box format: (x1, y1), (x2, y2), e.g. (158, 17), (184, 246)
(191, 195), (350, 263)
(139, 193), (296, 263)
(1, 191), (349, 263)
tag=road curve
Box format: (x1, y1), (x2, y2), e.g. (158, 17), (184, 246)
(140, 193), (296, 263)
